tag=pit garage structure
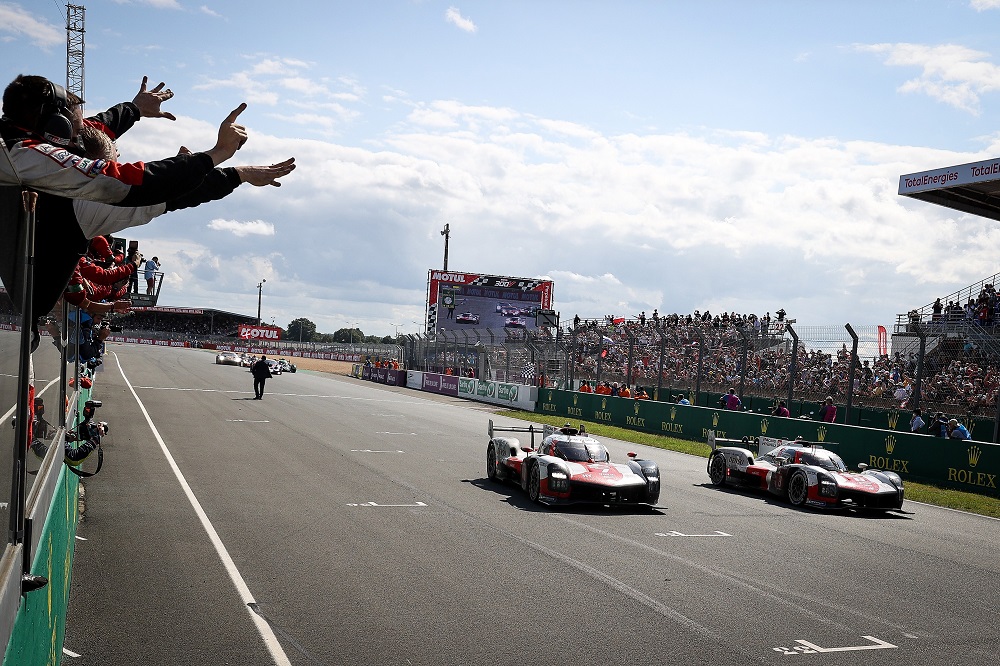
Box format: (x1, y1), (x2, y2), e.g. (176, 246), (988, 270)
(899, 157), (1000, 441)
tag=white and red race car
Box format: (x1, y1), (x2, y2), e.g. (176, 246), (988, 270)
(486, 421), (660, 508)
(706, 433), (904, 511)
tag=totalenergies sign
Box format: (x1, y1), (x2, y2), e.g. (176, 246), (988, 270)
(238, 324), (282, 341)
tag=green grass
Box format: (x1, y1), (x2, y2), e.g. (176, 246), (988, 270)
(495, 409), (1000, 519)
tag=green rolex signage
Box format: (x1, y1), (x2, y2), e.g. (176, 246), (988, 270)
(536, 389), (998, 497)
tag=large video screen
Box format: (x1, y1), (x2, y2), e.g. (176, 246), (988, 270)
(426, 270), (554, 334)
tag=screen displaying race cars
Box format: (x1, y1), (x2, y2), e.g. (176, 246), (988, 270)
(425, 269), (554, 333)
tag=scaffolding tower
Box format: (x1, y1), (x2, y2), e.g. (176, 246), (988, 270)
(66, 4), (85, 105)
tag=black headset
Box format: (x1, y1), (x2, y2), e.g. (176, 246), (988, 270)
(39, 80), (74, 146)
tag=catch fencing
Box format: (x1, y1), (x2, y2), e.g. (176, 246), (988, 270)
(402, 316), (1000, 442)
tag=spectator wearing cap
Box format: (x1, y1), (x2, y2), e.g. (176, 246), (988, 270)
(910, 408), (925, 433)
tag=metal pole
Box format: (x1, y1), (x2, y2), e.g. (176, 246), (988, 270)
(737, 325), (749, 408)
(653, 326), (666, 402)
(441, 223), (450, 271)
(913, 323), (927, 412)
(844, 324), (860, 424)
(786, 323), (799, 413)
(694, 330), (705, 405)
(10, 191), (37, 545)
(256, 279), (266, 325)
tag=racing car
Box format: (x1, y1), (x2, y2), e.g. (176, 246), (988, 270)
(706, 433), (904, 511)
(216, 351), (242, 366)
(456, 312), (481, 324)
(504, 316), (527, 328)
(486, 420), (660, 507)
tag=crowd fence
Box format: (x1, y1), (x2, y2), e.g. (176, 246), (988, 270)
(401, 318), (1000, 443)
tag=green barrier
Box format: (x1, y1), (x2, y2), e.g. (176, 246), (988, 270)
(3, 384), (91, 665)
(2, 465), (79, 666)
(537, 389), (999, 497)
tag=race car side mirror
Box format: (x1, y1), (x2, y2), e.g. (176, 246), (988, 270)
(858, 463), (869, 472)
(520, 446), (534, 453)
(627, 452), (637, 458)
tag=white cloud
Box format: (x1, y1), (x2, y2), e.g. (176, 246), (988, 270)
(970, 0), (1000, 9)
(445, 6), (477, 33)
(207, 219), (276, 237)
(116, 92), (992, 333)
(859, 42), (1000, 114)
(199, 5), (223, 18)
(0, 3), (63, 49)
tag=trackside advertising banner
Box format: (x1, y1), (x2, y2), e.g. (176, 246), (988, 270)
(355, 365), (407, 387)
(238, 324), (282, 341)
(421, 372), (459, 396)
(899, 157), (1000, 194)
(458, 377), (537, 410)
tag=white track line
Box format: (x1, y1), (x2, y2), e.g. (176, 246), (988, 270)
(112, 352), (292, 666)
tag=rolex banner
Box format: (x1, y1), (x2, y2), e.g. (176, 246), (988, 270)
(536, 389), (998, 497)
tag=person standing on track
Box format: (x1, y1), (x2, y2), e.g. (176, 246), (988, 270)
(251, 355), (272, 400)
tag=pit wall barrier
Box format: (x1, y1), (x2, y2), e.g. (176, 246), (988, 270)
(2, 385), (90, 666)
(536, 389), (999, 497)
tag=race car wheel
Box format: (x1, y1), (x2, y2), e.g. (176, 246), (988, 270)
(787, 470), (809, 506)
(486, 446), (499, 482)
(527, 463), (541, 503)
(708, 453), (727, 486)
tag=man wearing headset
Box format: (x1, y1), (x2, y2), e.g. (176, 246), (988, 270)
(0, 75), (294, 319)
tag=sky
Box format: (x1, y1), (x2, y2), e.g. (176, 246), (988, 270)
(3, 0), (1000, 339)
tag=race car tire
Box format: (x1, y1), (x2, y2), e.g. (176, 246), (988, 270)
(527, 463), (541, 503)
(787, 470), (809, 506)
(708, 453), (728, 486)
(486, 445), (499, 482)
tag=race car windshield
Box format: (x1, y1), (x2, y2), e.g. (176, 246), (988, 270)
(556, 440), (609, 462)
(802, 451), (848, 472)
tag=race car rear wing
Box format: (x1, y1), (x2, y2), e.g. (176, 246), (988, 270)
(708, 431), (830, 455)
(489, 419), (544, 449)
(488, 420), (589, 449)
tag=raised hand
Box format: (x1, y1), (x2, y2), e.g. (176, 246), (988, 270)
(132, 76), (176, 121)
(207, 103), (248, 165)
(235, 158), (297, 187)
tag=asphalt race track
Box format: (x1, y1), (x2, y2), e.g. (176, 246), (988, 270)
(63, 344), (1000, 665)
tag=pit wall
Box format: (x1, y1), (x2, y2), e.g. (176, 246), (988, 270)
(2, 385), (91, 666)
(536, 389), (999, 497)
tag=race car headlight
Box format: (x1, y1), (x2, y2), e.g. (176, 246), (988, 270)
(547, 465), (570, 492)
(818, 475), (838, 497)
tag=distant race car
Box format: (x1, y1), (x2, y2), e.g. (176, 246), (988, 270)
(215, 351), (242, 366)
(277, 358), (297, 373)
(486, 421), (660, 508)
(456, 312), (481, 324)
(706, 434), (904, 511)
(504, 316), (526, 328)
(499, 305), (520, 316)
(496, 302), (513, 313)
(265, 358), (282, 375)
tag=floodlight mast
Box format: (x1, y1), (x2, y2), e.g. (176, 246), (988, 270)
(441, 224), (450, 271)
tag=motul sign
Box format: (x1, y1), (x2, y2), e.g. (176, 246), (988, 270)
(238, 324), (282, 340)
